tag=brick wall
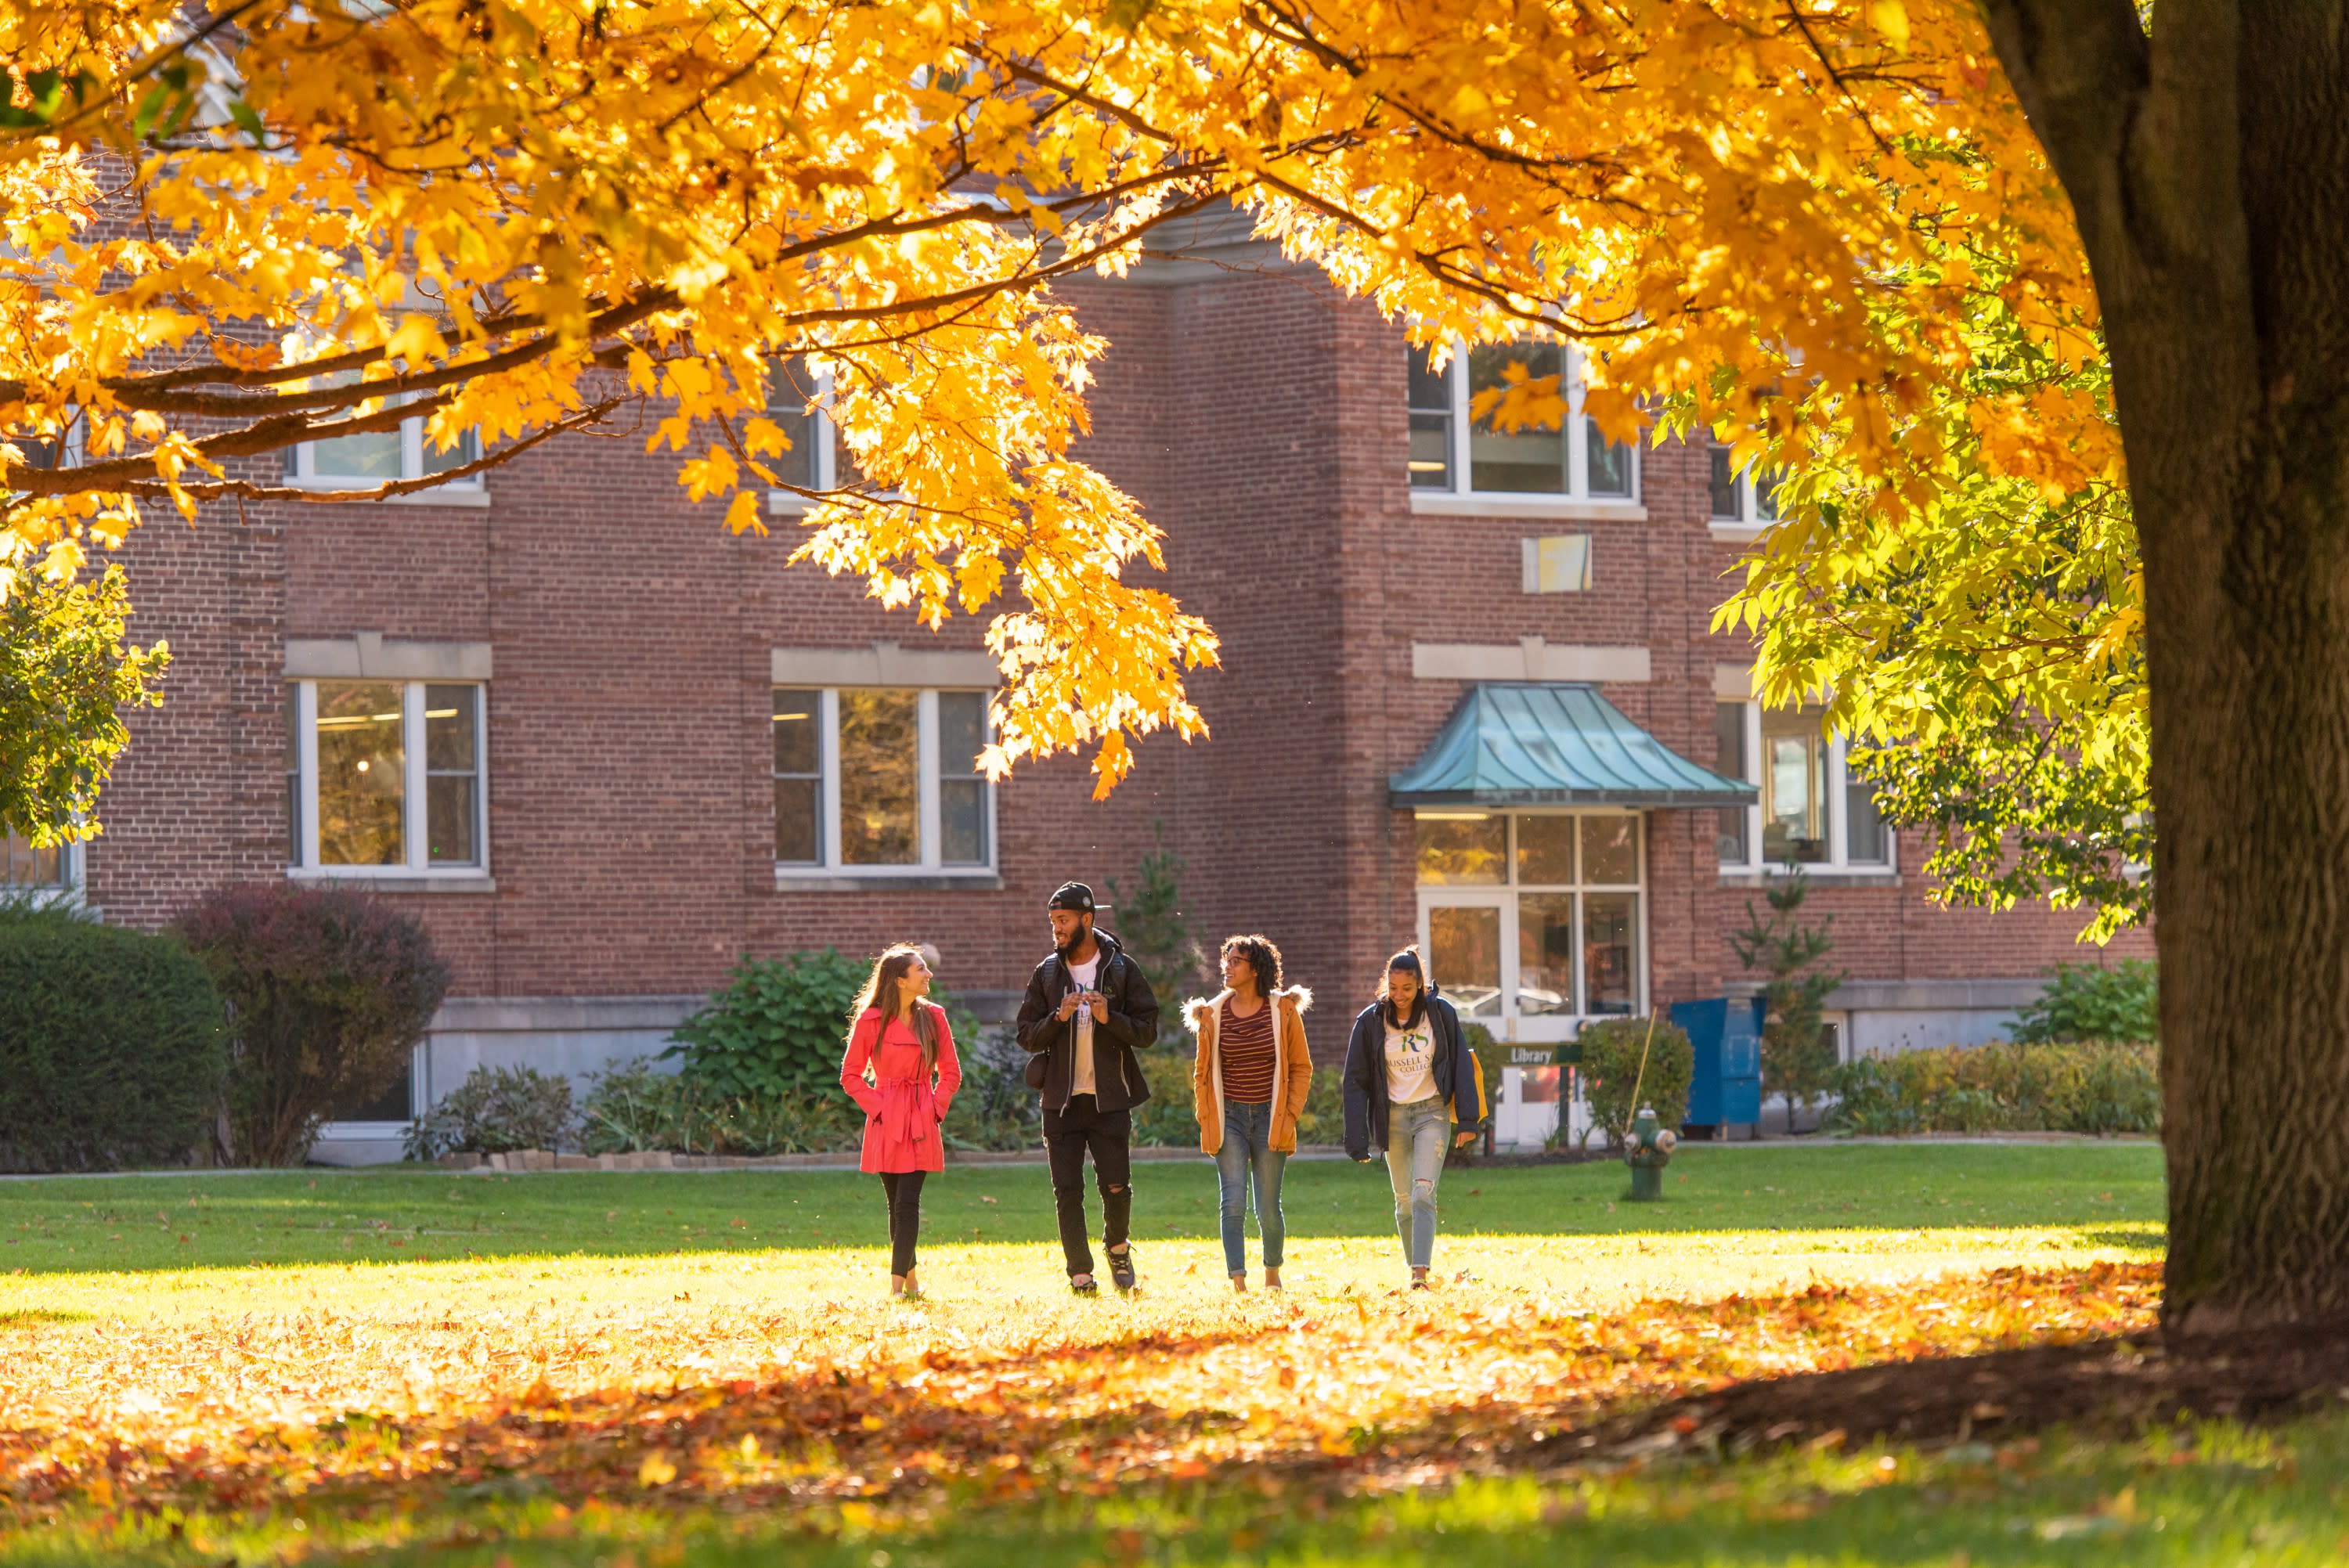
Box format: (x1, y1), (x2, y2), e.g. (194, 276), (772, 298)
(82, 265), (2147, 1073)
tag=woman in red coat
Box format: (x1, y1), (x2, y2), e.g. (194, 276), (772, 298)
(839, 944), (962, 1296)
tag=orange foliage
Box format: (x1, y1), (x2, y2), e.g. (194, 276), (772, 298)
(0, 1263), (2157, 1517)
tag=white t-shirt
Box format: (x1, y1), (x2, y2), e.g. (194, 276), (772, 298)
(1384, 1013), (1438, 1105)
(1068, 954), (1101, 1095)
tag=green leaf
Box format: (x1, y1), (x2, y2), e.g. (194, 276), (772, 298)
(228, 99), (267, 146)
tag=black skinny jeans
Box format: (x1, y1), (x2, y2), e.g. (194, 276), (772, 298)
(1042, 1094), (1131, 1277)
(879, 1170), (926, 1276)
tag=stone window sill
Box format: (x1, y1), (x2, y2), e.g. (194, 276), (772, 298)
(287, 871), (497, 893)
(775, 870), (1005, 892)
(1410, 492), (1647, 522)
(279, 480), (493, 509)
(1717, 868), (1900, 890)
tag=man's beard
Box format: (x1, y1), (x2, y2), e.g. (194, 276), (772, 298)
(1056, 927), (1092, 962)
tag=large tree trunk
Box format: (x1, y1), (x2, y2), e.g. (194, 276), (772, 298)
(1979, 0), (2349, 1331)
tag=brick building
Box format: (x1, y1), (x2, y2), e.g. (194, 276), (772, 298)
(9, 227), (2147, 1156)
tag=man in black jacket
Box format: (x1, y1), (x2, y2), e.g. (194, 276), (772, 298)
(1016, 881), (1156, 1295)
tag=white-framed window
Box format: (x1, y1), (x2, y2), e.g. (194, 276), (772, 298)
(1709, 442), (1780, 530)
(281, 393), (482, 488)
(1714, 701), (1890, 871)
(9, 407), (81, 483)
(764, 359), (868, 511)
(1413, 809), (1644, 1028)
(285, 679), (487, 874)
(1408, 341), (1637, 503)
(774, 686), (994, 874)
(1, 827), (75, 896)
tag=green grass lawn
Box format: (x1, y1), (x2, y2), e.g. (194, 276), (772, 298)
(50, 1419), (2336, 1568)
(0, 1141), (2163, 1274)
(13, 1139), (2314, 1568)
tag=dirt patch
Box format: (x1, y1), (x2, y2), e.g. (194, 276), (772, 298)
(1563, 1323), (2349, 1462)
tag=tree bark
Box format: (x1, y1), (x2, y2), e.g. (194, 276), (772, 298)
(1977, 0), (2349, 1331)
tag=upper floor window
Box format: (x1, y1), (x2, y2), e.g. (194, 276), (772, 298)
(1409, 341), (1636, 502)
(9, 410), (80, 485)
(283, 391), (482, 488)
(766, 359), (865, 503)
(285, 679), (485, 874)
(1709, 442), (1780, 528)
(1715, 701), (1889, 872)
(774, 686), (992, 874)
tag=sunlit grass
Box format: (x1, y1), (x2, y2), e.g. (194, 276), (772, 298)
(0, 1142), (2217, 1566)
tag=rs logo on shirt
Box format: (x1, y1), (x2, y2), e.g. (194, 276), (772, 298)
(1386, 1025), (1432, 1061)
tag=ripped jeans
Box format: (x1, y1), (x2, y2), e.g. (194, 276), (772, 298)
(1384, 1095), (1450, 1269)
(1043, 1094), (1131, 1278)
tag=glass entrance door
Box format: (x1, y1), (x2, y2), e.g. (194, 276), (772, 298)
(1422, 892), (1507, 1026)
(1414, 809), (1651, 1148)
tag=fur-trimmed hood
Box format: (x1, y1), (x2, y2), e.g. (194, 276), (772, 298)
(1185, 984), (1313, 1034)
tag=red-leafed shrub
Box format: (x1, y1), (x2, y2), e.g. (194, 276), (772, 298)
(175, 883), (449, 1166)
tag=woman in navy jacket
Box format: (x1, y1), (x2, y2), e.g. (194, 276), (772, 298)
(1341, 947), (1489, 1289)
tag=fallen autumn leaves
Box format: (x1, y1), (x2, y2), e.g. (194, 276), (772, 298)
(2, 1263), (2164, 1523)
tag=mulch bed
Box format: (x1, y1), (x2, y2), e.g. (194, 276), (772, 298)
(1558, 1324), (2349, 1462)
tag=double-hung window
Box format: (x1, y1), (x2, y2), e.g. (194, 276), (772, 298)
(774, 687), (994, 875)
(1, 827), (71, 896)
(282, 384), (482, 492)
(1714, 701), (1889, 872)
(1709, 442), (1780, 532)
(1408, 341), (1637, 503)
(9, 409), (80, 482)
(286, 679), (487, 874)
(765, 359), (865, 509)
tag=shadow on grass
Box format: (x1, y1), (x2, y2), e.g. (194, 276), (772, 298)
(0, 1144), (2167, 1277)
(17, 1261), (2344, 1568)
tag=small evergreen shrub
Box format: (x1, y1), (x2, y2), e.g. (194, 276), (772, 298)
(1105, 824), (1210, 999)
(2012, 959), (2159, 1044)
(175, 883), (450, 1166)
(405, 1065), (576, 1159)
(1575, 1015), (1694, 1148)
(0, 903), (227, 1172)
(664, 949), (870, 1101)
(1827, 1040), (2159, 1135)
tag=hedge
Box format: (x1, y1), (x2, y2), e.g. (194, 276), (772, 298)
(0, 907), (227, 1172)
(1827, 1040), (2159, 1135)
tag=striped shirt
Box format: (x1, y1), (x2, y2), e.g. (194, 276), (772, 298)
(1218, 997), (1278, 1105)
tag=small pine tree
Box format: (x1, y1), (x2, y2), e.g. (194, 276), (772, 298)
(1106, 821), (1210, 999)
(1730, 863), (1846, 1131)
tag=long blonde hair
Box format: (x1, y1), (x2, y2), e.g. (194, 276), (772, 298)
(849, 943), (937, 1075)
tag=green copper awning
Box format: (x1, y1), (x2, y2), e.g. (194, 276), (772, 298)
(1389, 683), (1759, 809)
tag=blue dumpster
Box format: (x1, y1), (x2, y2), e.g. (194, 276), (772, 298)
(1672, 995), (1764, 1136)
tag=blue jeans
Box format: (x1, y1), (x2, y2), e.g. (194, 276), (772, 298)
(1214, 1101), (1286, 1275)
(1384, 1096), (1450, 1269)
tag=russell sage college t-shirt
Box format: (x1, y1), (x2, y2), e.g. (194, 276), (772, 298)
(1383, 1011), (1438, 1105)
(1068, 954), (1100, 1095)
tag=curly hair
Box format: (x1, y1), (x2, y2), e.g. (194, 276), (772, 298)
(1220, 932), (1283, 997)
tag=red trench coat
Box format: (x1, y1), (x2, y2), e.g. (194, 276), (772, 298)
(840, 1004), (962, 1173)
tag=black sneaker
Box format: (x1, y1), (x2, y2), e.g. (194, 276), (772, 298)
(1107, 1247), (1138, 1295)
(1070, 1274), (1100, 1296)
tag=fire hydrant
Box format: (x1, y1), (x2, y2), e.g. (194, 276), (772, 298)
(1624, 1104), (1679, 1202)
